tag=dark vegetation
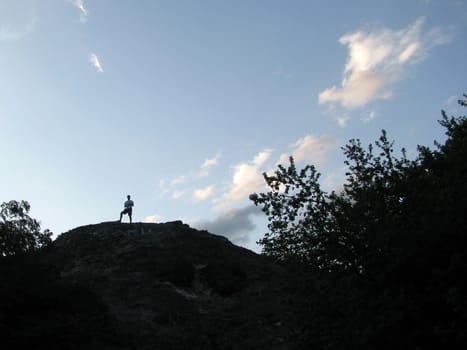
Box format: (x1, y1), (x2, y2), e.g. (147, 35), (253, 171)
(1, 95), (465, 349)
(1, 219), (287, 349)
(1, 202), (124, 349)
(0, 200), (52, 257)
(250, 95), (467, 349)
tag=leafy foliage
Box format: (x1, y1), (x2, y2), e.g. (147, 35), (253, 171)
(0, 200), (52, 256)
(251, 95), (467, 349)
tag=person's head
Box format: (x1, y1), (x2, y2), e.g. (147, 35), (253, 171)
(127, 195), (131, 200)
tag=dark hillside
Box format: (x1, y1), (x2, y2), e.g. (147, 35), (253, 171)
(3, 221), (291, 349)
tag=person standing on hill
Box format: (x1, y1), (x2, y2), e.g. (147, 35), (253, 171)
(120, 195), (134, 223)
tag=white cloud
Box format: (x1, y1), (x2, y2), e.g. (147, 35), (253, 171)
(143, 214), (163, 223)
(193, 186), (215, 202)
(278, 134), (338, 166)
(89, 53), (104, 72)
(253, 149), (273, 166)
(70, 0), (88, 23)
(215, 149), (273, 209)
(319, 17), (450, 109)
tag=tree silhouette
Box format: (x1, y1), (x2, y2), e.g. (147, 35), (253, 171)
(0, 200), (52, 256)
(251, 95), (467, 349)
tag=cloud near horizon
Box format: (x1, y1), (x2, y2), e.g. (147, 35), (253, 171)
(143, 214), (163, 223)
(319, 17), (451, 109)
(89, 53), (104, 72)
(191, 205), (263, 247)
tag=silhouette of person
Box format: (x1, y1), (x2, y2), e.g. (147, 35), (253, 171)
(120, 195), (134, 223)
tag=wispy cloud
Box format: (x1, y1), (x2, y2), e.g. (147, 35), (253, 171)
(172, 189), (187, 200)
(159, 153), (221, 199)
(89, 53), (104, 72)
(70, 0), (88, 23)
(193, 186), (215, 202)
(199, 154), (221, 177)
(319, 17), (451, 109)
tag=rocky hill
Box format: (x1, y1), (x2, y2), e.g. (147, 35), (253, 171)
(2, 221), (293, 349)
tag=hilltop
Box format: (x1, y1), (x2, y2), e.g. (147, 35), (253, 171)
(2, 221), (292, 349)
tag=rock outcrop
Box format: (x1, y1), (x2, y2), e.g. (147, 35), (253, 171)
(40, 221), (291, 349)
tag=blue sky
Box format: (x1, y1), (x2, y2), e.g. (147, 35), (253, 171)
(1, 0), (466, 252)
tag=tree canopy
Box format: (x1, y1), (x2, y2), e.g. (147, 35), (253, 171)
(0, 200), (52, 256)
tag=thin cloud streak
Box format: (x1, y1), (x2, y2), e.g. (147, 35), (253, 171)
(89, 53), (104, 72)
(70, 0), (88, 23)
